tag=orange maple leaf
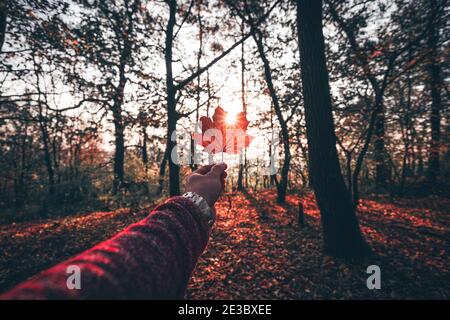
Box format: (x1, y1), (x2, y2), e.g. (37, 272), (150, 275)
(193, 106), (253, 154)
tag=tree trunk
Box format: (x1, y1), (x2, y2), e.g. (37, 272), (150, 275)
(0, 0), (7, 53)
(269, 105), (277, 187)
(426, 0), (442, 183)
(112, 109), (125, 191)
(238, 21), (246, 191)
(15, 125), (28, 208)
(158, 146), (169, 195)
(345, 152), (352, 196)
(40, 119), (54, 192)
(111, 67), (128, 191)
(398, 74), (412, 196)
(297, 0), (368, 260)
(191, 3), (203, 172)
(33, 53), (54, 193)
(142, 126), (148, 165)
(254, 30), (290, 204)
(374, 111), (387, 188)
(35, 100), (54, 192)
(206, 69), (211, 116)
(352, 93), (384, 207)
(52, 132), (60, 184)
(328, 2), (392, 205)
(111, 5), (133, 192)
(398, 146), (408, 196)
(237, 152), (244, 190)
(164, 0), (180, 196)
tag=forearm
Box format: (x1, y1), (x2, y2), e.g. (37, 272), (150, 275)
(0, 196), (210, 300)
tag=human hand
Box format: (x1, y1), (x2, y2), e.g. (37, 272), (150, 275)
(185, 163), (227, 208)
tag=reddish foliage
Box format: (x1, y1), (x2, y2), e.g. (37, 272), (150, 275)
(0, 192), (448, 299)
(368, 49), (383, 60)
(187, 191), (449, 299)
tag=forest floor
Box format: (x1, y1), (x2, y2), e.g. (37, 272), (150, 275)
(0, 190), (448, 299)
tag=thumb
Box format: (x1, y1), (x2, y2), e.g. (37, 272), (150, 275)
(207, 163), (227, 178)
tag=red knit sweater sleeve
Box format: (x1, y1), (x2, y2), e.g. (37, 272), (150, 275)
(0, 196), (210, 300)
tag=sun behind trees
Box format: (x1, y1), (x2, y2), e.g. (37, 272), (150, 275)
(0, 0), (448, 299)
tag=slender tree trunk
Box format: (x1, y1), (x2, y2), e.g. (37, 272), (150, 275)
(112, 109), (125, 191)
(237, 152), (244, 190)
(296, 128), (309, 189)
(33, 55), (54, 193)
(328, 2), (392, 204)
(158, 146), (169, 194)
(297, 0), (368, 260)
(399, 146), (408, 196)
(238, 22), (246, 191)
(142, 126), (148, 165)
(418, 124), (426, 176)
(15, 124), (28, 208)
(165, 0), (180, 196)
(0, 0), (7, 53)
(352, 92), (384, 207)
(399, 73), (412, 196)
(426, 0), (442, 183)
(206, 69), (211, 117)
(191, 3), (203, 172)
(345, 152), (352, 196)
(253, 30), (290, 204)
(374, 110), (387, 188)
(111, 5), (134, 192)
(52, 133), (60, 184)
(269, 105), (277, 187)
(111, 66), (128, 192)
(39, 114), (54, 192)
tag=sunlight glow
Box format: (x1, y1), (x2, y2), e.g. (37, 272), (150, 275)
(226, 112), (236, 125)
